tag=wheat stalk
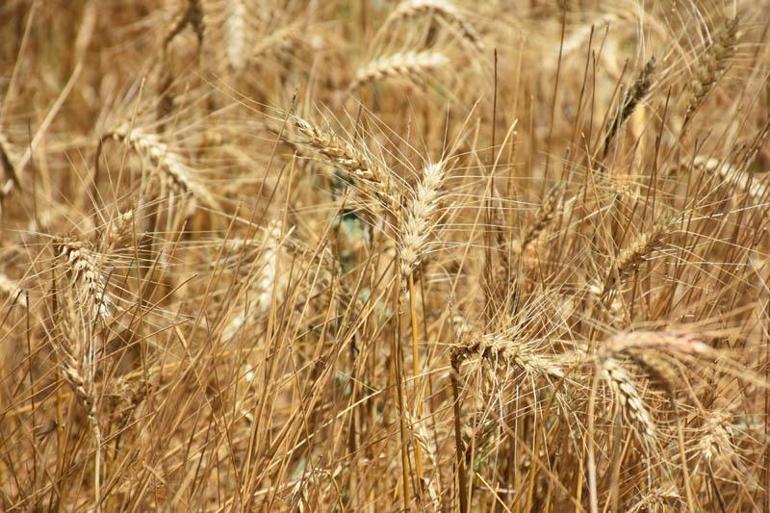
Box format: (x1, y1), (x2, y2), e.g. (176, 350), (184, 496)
(0, 130), (21, 189)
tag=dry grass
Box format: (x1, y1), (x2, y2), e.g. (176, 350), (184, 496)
(1, 0), (770, 511)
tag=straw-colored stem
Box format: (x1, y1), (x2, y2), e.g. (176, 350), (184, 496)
(408, 272), (425, 492)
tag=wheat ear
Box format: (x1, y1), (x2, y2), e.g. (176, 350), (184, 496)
(224, 0), (246, 71)
(288, 115), (394, 211)
(252, 24), (302, 61)
(518, 183), (563, 253)
(56, 239), (113, 319)
(451, 330), (567, 382)
(602, 216), (678, 296)
(222, 220), (286, 340)
(684, 18), (738, 125)
(385, 0), (483, 51)
(598, 330), (715, 443)
(602, 57), (655, 156)
(399, 161), (445, 279)
(108, 124), (220, 210)
(691, 156), (768, 203)
(349, 51), (448, 92)
(600, 357), (657, 443)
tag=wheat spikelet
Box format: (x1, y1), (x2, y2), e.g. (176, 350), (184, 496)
(386, 0), (483, 51)
(684, 17), (738, 124)
(224, 0), (246, 71)
(109, 124), (220, 210)
(399, 161), (445, 279)
(349, 51), (448, 92)
(691, 155), (768, 203)
(56, 238), (113, 319)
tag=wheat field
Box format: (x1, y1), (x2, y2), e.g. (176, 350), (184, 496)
(1, 0), (769, 511)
